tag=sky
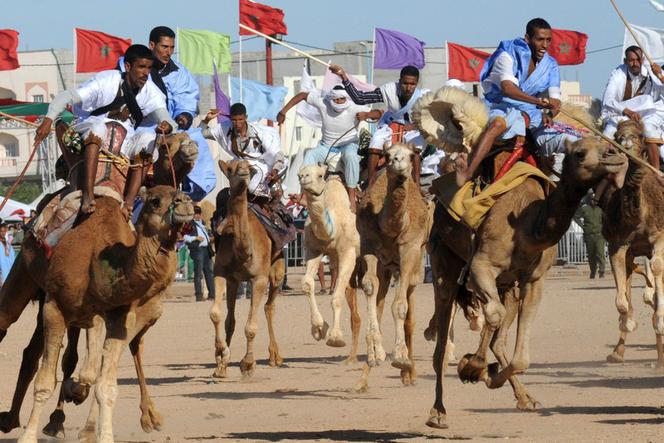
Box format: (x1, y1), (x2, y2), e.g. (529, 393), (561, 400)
(4, 0), (664, 98)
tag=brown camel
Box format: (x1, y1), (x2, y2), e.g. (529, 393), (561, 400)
(14, 185), (193, 443)
(210, 159), (285, 378)
(354, 143), (433, 391)
(426, 137), (628, 429)
(599, 120), (664, 367)
(0, 132), (198, 437)
(298, 165), (361, 362)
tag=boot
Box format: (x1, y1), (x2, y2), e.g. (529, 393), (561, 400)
(346, 186), (357, 214)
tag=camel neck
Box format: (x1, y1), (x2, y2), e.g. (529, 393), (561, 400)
(306, 189), (334, 240)
(381, 174), (410, 236)
(127, 225), (178, 291)
(228, 186), (253, 258)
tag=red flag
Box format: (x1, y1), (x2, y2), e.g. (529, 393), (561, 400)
(447, 42), (490, 82)
(76, 28), (132, 73)
(0, 30), (20, 71)
(549, 29), (588, 66)
(239, 0), (287, 36)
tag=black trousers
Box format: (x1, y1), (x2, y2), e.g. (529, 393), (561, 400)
(190, 246), (215, 298)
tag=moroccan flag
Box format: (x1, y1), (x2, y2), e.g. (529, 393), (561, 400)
(549, 29), (588, 66)
(239, 0), (288, 36)
(0, 30), (19, 71)
(76, 28), (131, 73)
(446, 42), (490, 82)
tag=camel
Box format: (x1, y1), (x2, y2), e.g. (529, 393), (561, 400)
(0, 132), (198, 437)
(425, 137), (628, 429)
(210, 159), (285, 377)
(354, 143), (433, 391)
(599, 119), (664, 367)
(298, 164), (361, 362)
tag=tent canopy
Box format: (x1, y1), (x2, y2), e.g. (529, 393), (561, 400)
(0, 196), (35, 222)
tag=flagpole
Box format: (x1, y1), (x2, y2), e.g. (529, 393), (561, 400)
(72, 28), (77, 88)
(610, 0), (656, 66)
(370, 28), (376, 85)
(228, 75), (233, 104)
(239, 24), (330, 67)
(445, 40), (449, 81)
(239, 35), (244, 103)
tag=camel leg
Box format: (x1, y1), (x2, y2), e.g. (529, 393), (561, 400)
(17, 298), (66, 443)
(96, 306), (136, 443)
(607, 258), (634, 363)
(302, 252), (328, 341)
(0, 258), (40, 340)
(41, 326), (81, 439)
(490, 287), (539, 410)
(265, 258), (285, 367)
(391, 247), (421, 372)
(399, 283), (417, 385)
(486, 279), (543, 389)
(327, 249), (356, 348)
(650, 237), (664, 337)
(656, 334), (664, 370)
(643, 258), (656, 308)
(610, 246), (637, 333)
(0, 296), (44, 434)
(210, 275), (231, 378)
(78, 396), (99, 443)
(240, 275), (268, 376)
(131, 327), (163, 433)
(361, 254), (385, 368)
(343, 284), (361, 364)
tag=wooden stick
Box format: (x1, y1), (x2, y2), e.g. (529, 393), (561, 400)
(239, 24), (331, 68)
(557, 106), (663, 176)
(0, 111), (45, 129)
(610, 0), (656, 66)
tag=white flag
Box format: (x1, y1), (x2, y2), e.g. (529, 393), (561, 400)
(649, 0), (664, 12)
(623, 23), (664, 64)
(295, 61), (322, 129)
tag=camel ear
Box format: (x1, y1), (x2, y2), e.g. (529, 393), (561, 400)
(138, 186), (148, 202)
(218, 160), (230, 178)
(564, 138), (575, 154)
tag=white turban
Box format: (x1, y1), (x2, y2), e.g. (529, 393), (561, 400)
(324, 88), (351, 113)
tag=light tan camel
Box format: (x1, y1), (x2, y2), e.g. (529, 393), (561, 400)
(0, 133), (198, 437)
(210, 159), (285, 377)
(354, 143), (433, 391)
(426, 137), (628, 429)
(298, 164), (361, 361)
(16, 186), (193, 443)
(599, 120), (664, 367)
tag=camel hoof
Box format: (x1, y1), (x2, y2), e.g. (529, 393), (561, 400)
(400, 369), (417, 386)
(366, 337), (386, 367)
(423, 325), (436, 342)
(391, 357), (413, 371)
(426, 409), (449, 429)
(516, 395), (541, 411)
(606, 352), (625, 364)
(212, 366), (228, 378)
(42, 419), (65, 439)
(268, 354), (284, 367)
(644, 289), (656, 308)
(63, 379), (90, 405)
(342, 356), (359, 365)
(326, 337), (346, 348)
(653, 315), (664, 335)
(311, 321), (329, 341)
(140, 403), (163, 433)
(353, 381), (368, 393)
(0, 411), (19, 433)
(240, 358), (256, 376)
(78, 425), (96, 443)
(619, 315), (637, 333)
(457, 353), (488, 384)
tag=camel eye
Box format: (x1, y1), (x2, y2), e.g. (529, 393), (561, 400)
(574, 151), (585, 161)
(150, 197), (161, 208)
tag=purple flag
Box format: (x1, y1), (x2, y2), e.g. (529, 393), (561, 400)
(374, 28), (425, 70)
(212, 62), (230, 124)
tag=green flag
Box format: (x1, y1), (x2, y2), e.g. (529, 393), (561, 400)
(178, 29), (231, 75)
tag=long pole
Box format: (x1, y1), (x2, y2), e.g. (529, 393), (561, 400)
(266, 37), (273, 126)
(239, 35), (243, 103)
(72, 28), (77, 88)
(370, 28), (376, 85)
(610, 0), (656, 66)
(239, 24), (330, 67)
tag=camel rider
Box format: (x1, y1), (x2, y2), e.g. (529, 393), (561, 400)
(34, 44), (174, 215)
(118, 26), (216, 200)
(276, 85), (382, 212)
(329, 64), (428, 186)
(601, 46), (664, 169)
(454, 18), (562, 187)
(200, 103), (285, 199)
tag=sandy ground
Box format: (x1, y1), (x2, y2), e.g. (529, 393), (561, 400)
(1, 269), (663, 443)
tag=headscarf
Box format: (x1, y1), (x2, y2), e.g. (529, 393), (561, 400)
(324, 88), (351, 113)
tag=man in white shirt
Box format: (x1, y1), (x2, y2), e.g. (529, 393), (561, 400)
(183, 206), (214, 301)
(601, 46), (663, 168)
(276, 85), (381, 212)
(34, 44), (174, 214)
(201, 103), (284, 198)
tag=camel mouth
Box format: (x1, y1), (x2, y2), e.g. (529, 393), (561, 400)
(600, 155), (628, 170)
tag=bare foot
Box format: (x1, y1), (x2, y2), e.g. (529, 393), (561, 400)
(80, 193), (96, 214)
(454, 152), (469, 187)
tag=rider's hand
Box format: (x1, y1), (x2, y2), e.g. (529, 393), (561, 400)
(356, 112), (368, 121)
(329, 64), (347, 81)
(538, 98), (554, 109)
(623, 108), (641, 122)
(34, 117), (53, 147)
(203, 109), (220, 124)
(156, 121), (173, 134)
(548, 98), (561, 115)
(276, 111), (286, 126)
(402, 123), (416, 132)
(652, 62), (664, 80)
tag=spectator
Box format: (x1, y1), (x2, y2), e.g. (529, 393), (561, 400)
(183, 206), (215, 301)
(574, 192), (606, 279)
(0, 223), (16, 286)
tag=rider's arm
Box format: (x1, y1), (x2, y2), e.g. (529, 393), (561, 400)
(45, 90), (83, 121)
(277, 92), (308, 120)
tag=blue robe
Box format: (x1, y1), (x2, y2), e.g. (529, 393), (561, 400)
(0, 241), (15, 285)
(480, 38), (560, 135)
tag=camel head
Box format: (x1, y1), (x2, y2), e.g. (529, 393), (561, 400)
(297, 163), (328, 196)
(614, 119), (645, 154)
(385, 143), (415, 178)
(160, 132), (199, 164)
(562, 137), (628, 189)
(219, 159), (252, 194)
(136, 185), (194, 241)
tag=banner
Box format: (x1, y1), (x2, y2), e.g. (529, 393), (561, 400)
(374, 28), (425, 70)
(178, 29), (231, 75)
(76, 28), (131, 73)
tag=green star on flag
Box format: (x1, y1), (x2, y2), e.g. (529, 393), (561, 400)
(558, 42), (571, 55)
(100, 45), (110, 58)
(469, 57), (480, 69)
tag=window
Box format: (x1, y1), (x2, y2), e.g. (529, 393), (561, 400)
(32, 94), (44, 103)
(0, 133), (19, 157)
(3, 143), (18, 157)
(295, 126), (302, 142)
